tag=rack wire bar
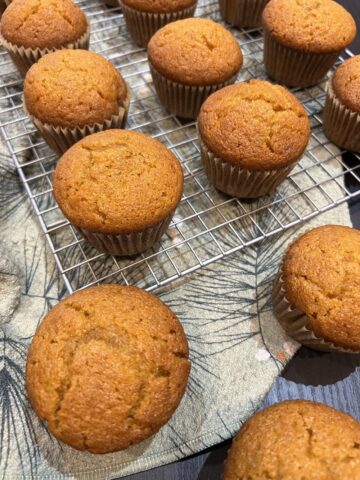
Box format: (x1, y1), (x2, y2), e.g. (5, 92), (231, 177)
(1, 0), (359, 293)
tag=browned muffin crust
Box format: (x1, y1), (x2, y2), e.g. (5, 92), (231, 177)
(198, 80), (310, 170)
(26, 285), (191, 454)
(283, 225), (360, 350)
(262, 0), (356, 54)
(121, 0), (196, 13)
(332, 55), (360, 114)
(53, 129), (184, 234)
(148, 18), (243, 86)
(24, 49), (128, 129)
(0, 0), (87, 50)
(224, 400), (360, 480)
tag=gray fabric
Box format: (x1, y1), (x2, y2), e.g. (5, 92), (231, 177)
(0, 134), (353, 479)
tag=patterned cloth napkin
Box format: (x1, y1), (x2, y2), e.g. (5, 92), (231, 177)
(0, 137), (352, 478)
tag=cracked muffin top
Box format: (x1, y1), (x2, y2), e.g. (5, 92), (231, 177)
(147, 18), (243, 86)
(24, 49), (128, 128)
(283, 225), (360, 350)
(332, 56), (360, 113)
(198, 80), (310, 170)
(262, 0), (356, 54)
(53, 129), (184, 234)
(224, 400), (360, 480)
(0, 0), (88, 50)
(121, 0), (196, 13)
(26, 285), (190, 453)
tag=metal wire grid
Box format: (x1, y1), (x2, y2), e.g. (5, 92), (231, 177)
(0, 0), (360, 293)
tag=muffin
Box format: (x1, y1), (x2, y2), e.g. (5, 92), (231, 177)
(0, 0), (89, 76)
(262, 0), (356, 88)
(198, 80), (310, 198)
(323, 55), (360, 152)
(23, 49), (130, 155)
(53, 129), (183, 256)
(219, 0), (270, 28)
(272, 225), (360, 352)
(26, 285), (191, 453)
(148, 18), (243, 119)
(224, 400), (360, 480)
(120, 0), (197, 48)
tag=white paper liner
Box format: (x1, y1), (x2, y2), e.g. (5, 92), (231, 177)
(76, 212), (174, 256)
(272, 256), (360, 353)
(323, 81), (360, 153)
(120, 1), (196, 47)
(23, 87), (130, 155)
(149, 63), (238, 119)
(219, 0), (269, 28)
(263, 31), (342, 88)
(199, 135), (296, 198)
(0, 17), (90, 76)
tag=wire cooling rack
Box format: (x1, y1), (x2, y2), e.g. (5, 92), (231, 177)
(0, 0), (360, 293)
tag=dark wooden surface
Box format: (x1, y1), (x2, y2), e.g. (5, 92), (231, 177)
(124, 3), (360, 479)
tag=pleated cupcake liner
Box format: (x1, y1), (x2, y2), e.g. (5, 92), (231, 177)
(323, 81), (360, 153)
(76, 212), (174, 256)
(0, 17), (90, 76)
(272, 253), (359, 353)
(23, 87), (130, 155)
(263, 31), (342, 88)
(149, 63), (238, 119)
(199, 136), (296, 198)
(120, 1), (197, 48)
(219, 0), (269, 28)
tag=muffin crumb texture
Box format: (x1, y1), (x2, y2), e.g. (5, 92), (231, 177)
(224, 400), (360, 480)
(262, 0), (356, 53)
(198, 79), (310, 169)
(332, 55), (360, 113)
(1, 0), (88, 49)
(121, 0), (196, 13)
(283, 225), (360, 350)
(148, 18), (243, 85)
(26, 285), (190, 453)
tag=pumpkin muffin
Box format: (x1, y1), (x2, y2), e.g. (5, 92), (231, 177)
(219, 0), (270, 28)
(26, 285), (191, 454)
(272, 225), (360, 352)
(198, 80), (310, 198)
(0, 0), (89, 75)
(148, 18), (243, 119)
(53, 129), (183, 256)
(24, 49), (129, 155)
(120, 0), (197, 48)
(323, 55), (360, 153)
(262, 0), (356, 87)
(224, 400), (360, 480)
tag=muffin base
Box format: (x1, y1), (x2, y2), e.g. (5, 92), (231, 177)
(120, 1), (197, 48)
(199, 136), (296, 198)
(323, 82), (360, 153)
(0, 18), (90, 77)
(149, 63), (238, 119)
(263, 31), (342, 88)
(76, 212), (174, 256)
(272, 263), (359, 353)
(219, 0), (269, 28)
(23, 87), (130, 155)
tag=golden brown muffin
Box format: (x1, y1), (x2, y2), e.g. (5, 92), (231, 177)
(199, 80), (310, 170)
(332, 56), (360, 113)
(262, 0), (356, 54)
(282, 225), (360, 351)
(224, 400), (360, 480)
(24, 49), (128, 129)
(26, 285), (191, 454)
(0, 0), (88, 50)
(53, 129), (183, 235)
(148, 18), (242, 86)
(121, 0), (196, 13)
